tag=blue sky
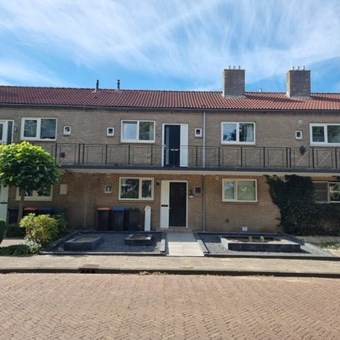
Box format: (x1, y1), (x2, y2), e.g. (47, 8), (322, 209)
(0, 0), (340, 92)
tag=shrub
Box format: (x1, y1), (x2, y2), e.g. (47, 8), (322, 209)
(20, 214), (59, 246)
(0, 219), (6, 244)
(5, 223), (26, 238)
(55, 218), (71, 238)
(0, 243), (40, 256)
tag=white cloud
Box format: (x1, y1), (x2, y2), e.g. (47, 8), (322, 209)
(0, 0), (339, 89)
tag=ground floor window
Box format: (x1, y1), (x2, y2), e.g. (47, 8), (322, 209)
(119, 178), (153, 200)
(313, 182), (340, 203)
(16, 187), (52, 201)
(222, 179), (257, 202)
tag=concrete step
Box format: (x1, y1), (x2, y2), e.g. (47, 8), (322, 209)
(166, 232), (204, 257)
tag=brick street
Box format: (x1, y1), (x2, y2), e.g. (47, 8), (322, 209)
(1, 274), (340, 339)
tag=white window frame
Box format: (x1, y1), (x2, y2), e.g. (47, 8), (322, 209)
(222, 179), (257, 202)
(310, 123), (340, 146)
(0, 120), (14, 144)
(21, 118), (57, 141)
(15, 187), (53, 201)
(221, 122), (256, 145)
(314, 181), (340, 203)
(119, 177), (154, 200)
(121, 120), (155, 143)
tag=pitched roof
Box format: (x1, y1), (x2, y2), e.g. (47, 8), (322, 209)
(0, 86), (340, 111)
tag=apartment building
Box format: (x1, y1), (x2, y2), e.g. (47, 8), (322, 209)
(0, 68), (339, 231)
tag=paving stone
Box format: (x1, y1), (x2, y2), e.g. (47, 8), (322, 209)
(1, 274), (340, 339)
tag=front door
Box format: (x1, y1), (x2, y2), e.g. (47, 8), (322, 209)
(0, 186), (8, 221)
(164, 125), (180, 167)
(160, 181), (187, 228)
(163, 124), (188, 167)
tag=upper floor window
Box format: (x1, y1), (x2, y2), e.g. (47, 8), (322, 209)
(221, 122), (255, 144)
(21, 118), (57, 141)
(121, 120), (155, 143)
(222, 179), (257, 202)
(119, 177), (153, 200)
(310, 124), (340, 146)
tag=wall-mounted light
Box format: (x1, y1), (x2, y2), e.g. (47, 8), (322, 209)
(63, 126), (71, 136)
(107, 127), (114, 137)
(299, 145), (306, 155)
(295, 130), (303, 140)
(104, 185), (112, 194)
(195, 128), (203, 138)
(189, 189), (194, 198)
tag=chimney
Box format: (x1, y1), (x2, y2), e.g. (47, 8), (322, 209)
(95, 80), (99, 92)
(222, 67), (245, 98)
(286, 68), (310, 98)
(117, 79), (120, 90)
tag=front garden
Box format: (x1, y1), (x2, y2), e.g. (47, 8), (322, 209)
(0, 214), (70, 256)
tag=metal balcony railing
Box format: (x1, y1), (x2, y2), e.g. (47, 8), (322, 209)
(34, 143), (340, 172)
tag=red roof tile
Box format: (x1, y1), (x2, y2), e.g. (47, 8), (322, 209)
(0, 86), (340, 111)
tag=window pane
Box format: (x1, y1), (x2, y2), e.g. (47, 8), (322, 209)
(120, 178), (139, 199)
(327, 125), (340, 143)
(223, 181), (235, 200)
(312, 126), (325, 142)
(36, 186), (52, 197)
(122, 122), (137, 140)
(237, 181), (256, 201)
(7, 121), (13, 144)
(0, 124), (3, 140)
(329, 182), (340, 202)
(141, 180), (152, 198)
(41, 119), (56, 139)
(313, 182), (328, 202)
(24, 119), (37, 138)
(139, 122), (154, 141)
(24, 189), (34, 197)
(239, 123), (254, 142)
(223, 123), (237, 142)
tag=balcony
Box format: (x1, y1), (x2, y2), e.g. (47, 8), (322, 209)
(35, 143), (340, 173)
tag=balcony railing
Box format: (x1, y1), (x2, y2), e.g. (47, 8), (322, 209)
(35, 143), (340, 173)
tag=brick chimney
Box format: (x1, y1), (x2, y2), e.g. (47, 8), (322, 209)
(286, 68), (311, 98)
(222, 67), (245, 98)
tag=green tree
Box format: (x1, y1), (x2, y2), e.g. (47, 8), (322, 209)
(0, 142), (60, 222)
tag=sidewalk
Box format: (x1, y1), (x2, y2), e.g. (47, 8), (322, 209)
(1, 240), (340, 278)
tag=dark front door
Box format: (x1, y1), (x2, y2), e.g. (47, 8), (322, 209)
(169, 182), (187, 227)
(164, 125), (180, 167)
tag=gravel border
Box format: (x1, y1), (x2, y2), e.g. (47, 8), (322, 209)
(197, 232), (339, 259)
(43, 231), (166, 256)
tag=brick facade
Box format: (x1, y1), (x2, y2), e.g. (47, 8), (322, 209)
(1, 68), (339, 231)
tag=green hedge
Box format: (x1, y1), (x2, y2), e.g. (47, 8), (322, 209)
(5, 224), (26, 238)
(266, 175), (340, 235)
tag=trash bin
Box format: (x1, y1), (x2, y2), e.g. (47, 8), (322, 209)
(97, 207), (110, 231)
(53, 208), (67, 220)
(8, 208), (19, 224)
(125, 207), (140, 231)
(23, 207), (38, 217)
(37, 207), (54, 215)
(111, 206), (125, 231)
